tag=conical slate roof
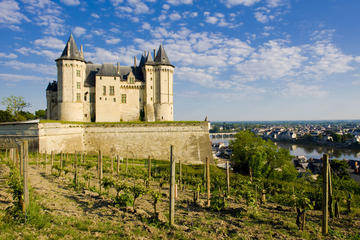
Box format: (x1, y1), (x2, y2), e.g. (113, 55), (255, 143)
(56, 34), (85, 62)
(145, 51), (154, 64)
(154, 45), (171, 65)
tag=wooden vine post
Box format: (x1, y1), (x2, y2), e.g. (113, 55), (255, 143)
(116, 155), (120, 176)
(148, 156), (151, 180)
(51, 151), (54, 174)
(74, 152), (78, 187)
(169, 145), (175, 226)
(98, 150), (103, 193)
(179, 159), (182, 191)
(206, 156), (211, 207)
(111, 155), (114, 175)
(226, 160), (230, 195)
(322, 154), (329, 236)
(328, 165), (333, 218)
(22, 141), (29, 216)
(19, 144), (23, 176)
(45, 151), (47, 173)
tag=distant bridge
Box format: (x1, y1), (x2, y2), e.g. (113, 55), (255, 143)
(210, 132), (237, 140)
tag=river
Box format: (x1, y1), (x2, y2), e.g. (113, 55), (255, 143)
(211, 139), (360, 160)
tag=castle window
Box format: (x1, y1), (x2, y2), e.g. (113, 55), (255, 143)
(109, 86), (114, 96)
(114, 77), (116, 80)
(100, 76), (102, 80)
(76, 93), (81, 102)
(77, 82), (81, 89)
(113, 98), (116, 102)
(103, 86), (106, 95)
(76, 70), (81, 77)
(150, 86), (152, 89)
(121, 94), (127, 103)
(130, 77), (135, 84)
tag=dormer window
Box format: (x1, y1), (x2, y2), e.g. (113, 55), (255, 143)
(129, 77), (135, 84)
(76, 70), (81, 77)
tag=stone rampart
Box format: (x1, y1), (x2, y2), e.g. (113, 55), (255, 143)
(1, 121), (213, 164)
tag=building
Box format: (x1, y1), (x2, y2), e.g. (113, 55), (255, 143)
(46, 34), (174, 122)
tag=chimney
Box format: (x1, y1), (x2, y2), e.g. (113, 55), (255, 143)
(80, 45), (84, 57)
(153, 49), (156, 59)
(117, 62), (120, 74)
(67, 41), (70, 56)
(134, 56), (137, 68)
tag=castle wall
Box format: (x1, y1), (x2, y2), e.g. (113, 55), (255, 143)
(37, 122), (212, 164)
(0, 121), (39, 151)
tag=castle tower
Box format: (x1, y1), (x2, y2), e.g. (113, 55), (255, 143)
(143, 51), (156, 121)
(55, 34), (86, 121)
(153, 45), (174, 121)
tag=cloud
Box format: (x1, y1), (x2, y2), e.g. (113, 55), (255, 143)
(223, 0), (261, 7)
(16, 47), (60, 60)
(34, 37), (65, 50)
(169, 12), (181, 21)
(0, 0), (30, 30)
(21, 0), (66, 36)
(254, 11), (268, 23)
(283, 82), (328, 98)
(142, 22), (151, 30)
(166, 0), (192, 5)
(205, 16), (218, 24)
(0, 73), (50, 82)
(73, 26), (86, 37)
(162, 4), (170, 10)
(105, 38), (121, 44)
(0, 60), (56, 75)
(60, 0), (80, 6)
(91, 13), (100, 19)
(0, 52), (17, 59)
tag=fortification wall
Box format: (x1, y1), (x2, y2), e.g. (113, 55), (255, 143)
(0, 121), (39, 151)
(39, 122), (212, 164)
(0, 121), (213, 164)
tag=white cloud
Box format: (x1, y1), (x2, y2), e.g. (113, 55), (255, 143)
(0, 52), (17, 59)
(162, 4), (170, 10)
(223, 0), (261, 7)
(21, 0), (65, 36)
(73, 26), (86, 37)
(254, 11), (269, 23)
(16, 47), (60, 60)
(267, 0), (286, 8)
(0, 0), (30, 30)
(0, 73), (50, 82)
(167, 0), (192, 5)
(91, 13), (100, 19)
(169, 12), (181, 21)
(205, 16), (218, 24)
(283, 82), (328, 98)
(0, 60), (56, 75)
(34, 37), (65, 50)
(142, 22), (151, 30)
(105, 38), (121, 44)
(60, 0), (80, 6)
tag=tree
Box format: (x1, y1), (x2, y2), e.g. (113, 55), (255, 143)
(230, 131), (297, 181)
(35, 109), (46, 119)
(1, 96), (31, 117)
(0, 110), (14, 122)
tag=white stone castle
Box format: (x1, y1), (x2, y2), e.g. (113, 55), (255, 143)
(46, 34), (174, 122)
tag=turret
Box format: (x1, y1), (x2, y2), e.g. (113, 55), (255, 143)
(55, 34), (86, 121)
(143, 45), (174, 122)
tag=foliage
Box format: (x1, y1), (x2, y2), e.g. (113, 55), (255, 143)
(0, 110), (14, 122)
(210, 193), (227, 211)
(1, 96), (31, 117)
(330, 159), (350, 179)
(5, 165), (24, 221)
(230, 130), (297, 180)
(130, 184), (148, 211)
(35, 109), (46, 119)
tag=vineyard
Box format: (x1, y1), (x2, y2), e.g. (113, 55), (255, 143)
(0, 144), (360, 239)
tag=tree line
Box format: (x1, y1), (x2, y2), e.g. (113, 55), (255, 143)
(0, 96), (45, 122)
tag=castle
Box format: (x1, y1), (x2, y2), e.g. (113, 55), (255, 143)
(46, 34), (174, 122)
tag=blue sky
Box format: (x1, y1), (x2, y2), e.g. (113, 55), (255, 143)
(0, 0), (360, 121)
